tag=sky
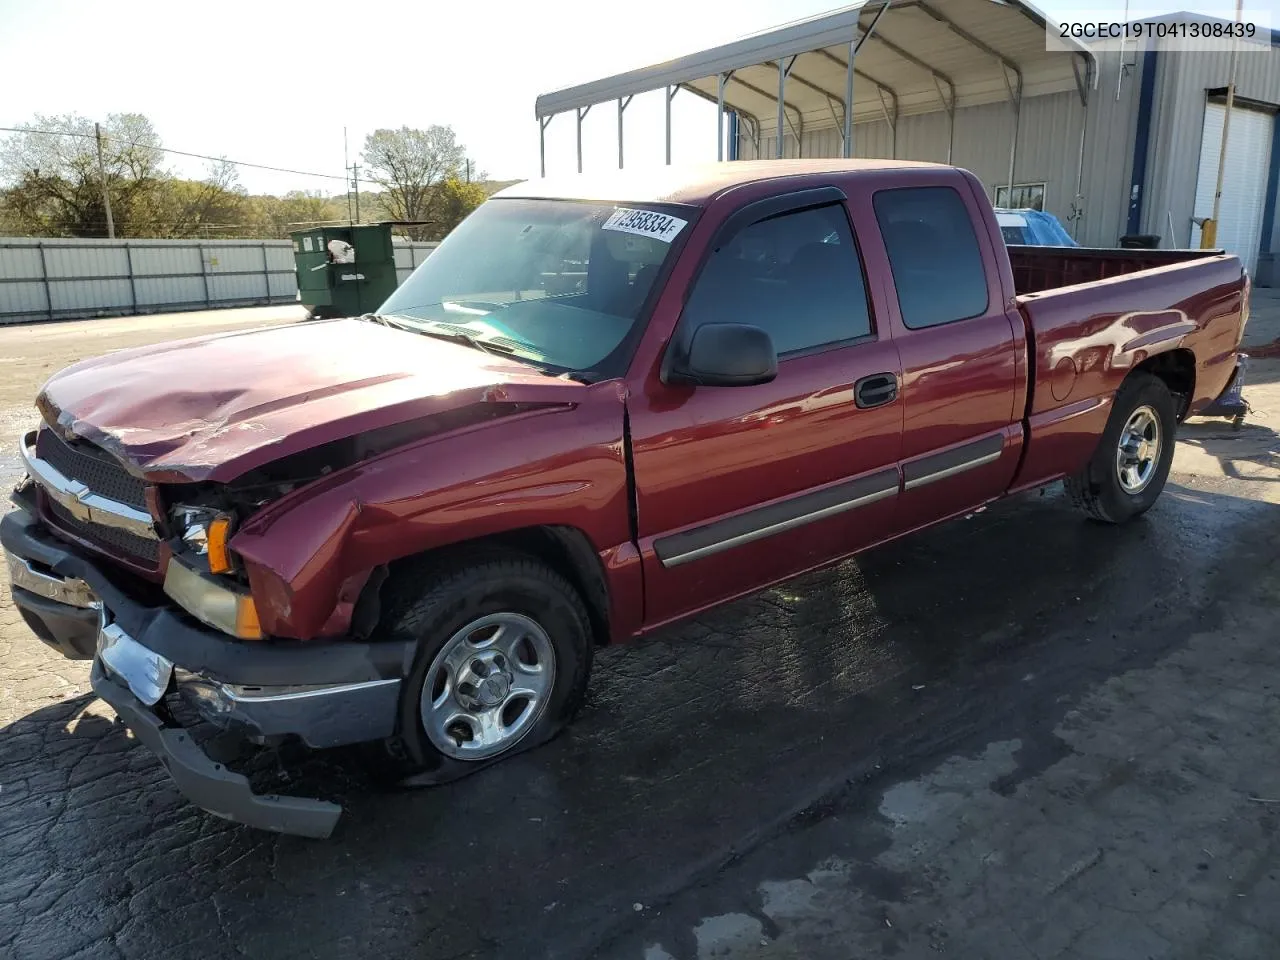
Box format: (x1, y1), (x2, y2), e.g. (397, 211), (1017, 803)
(0, 0), (1244, 196)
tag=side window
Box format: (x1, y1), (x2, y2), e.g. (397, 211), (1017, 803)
(681, 204), (872, 356)
(873, 186), (989, 330)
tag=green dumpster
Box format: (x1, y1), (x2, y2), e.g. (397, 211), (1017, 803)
(289, 223), (402, 320)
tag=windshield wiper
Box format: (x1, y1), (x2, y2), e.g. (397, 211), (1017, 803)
(360, 312), (535, 365)
(357, 312), (420, 333)
(416, 323), (519, 358)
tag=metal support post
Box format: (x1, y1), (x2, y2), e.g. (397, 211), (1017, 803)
(666, 86), (676, 164)
(37, 241), (52, 320)
(844, 40), (856, 157)
(878, 88), (899, 159)
(617, 96), (633, 169)
(933, 76), (957, 163)
(717, 73), (728, 161)
(1005, 69), (1023, 202)
(198, 244), (210, 307)
(1207, 0), (1244, 247)
(125, 242), (137, 310)
(1071, 55), (1093, 238)
(776, 58), (797, 157)
(539, 116), (552, 177)
(576, 106), (591, 173)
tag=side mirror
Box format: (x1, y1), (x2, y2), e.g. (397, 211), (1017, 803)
(664, 322), (778, 387)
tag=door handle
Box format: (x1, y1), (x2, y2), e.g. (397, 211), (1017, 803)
(854, 373), (898, 409)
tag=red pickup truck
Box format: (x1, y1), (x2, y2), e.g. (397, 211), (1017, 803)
(2, 160), (1249, 837)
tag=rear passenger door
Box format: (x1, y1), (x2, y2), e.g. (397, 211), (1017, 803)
(629, 189), (904, 628)
(867, 177), (1024, 532)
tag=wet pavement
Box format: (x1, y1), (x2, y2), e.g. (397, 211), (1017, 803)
(2, 308), (1279, 960)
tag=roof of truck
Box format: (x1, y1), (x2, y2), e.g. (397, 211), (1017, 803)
(493, 158), (950, 206)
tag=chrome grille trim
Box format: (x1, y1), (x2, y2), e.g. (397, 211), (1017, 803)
(19, 430), (158, 540)
(36, 428), (148, 509)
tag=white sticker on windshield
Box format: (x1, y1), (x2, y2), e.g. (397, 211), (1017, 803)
(602, 208), (688, 243)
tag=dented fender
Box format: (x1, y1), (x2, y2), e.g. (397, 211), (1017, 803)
(230, 385), (637, 640)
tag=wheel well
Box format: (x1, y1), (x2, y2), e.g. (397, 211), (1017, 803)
(1135, 349), (1196, 419)
(375, 527), (611, 646)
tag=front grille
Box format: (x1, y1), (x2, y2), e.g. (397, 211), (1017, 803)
(36, 429), (148, 510)
(46, 499), (161, 565)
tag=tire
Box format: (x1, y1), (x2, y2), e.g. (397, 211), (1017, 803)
(367, 550), (593, 784)
(1065, 372), (1176, 524)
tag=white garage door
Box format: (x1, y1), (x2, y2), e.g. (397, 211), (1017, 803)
(1192, 102), (1273, 275)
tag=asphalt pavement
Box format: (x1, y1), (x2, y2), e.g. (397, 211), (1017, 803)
(1, 304), (1279, 960)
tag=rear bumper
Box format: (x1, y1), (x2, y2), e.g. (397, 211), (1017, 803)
(3, 502), (413, 838)
(1198, 354), (1249, 419)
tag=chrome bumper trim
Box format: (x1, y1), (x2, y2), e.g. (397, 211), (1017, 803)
(19, 430), (157, 539)
(224, 678), (401, 703)
(98, 615), (175, 707)
(5, 550), (99, 608)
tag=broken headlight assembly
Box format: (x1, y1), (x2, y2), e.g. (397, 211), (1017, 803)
(171, 505), (236, 575)
(165, 504), (262, 639)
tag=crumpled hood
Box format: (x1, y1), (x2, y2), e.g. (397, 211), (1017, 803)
(36, 318), (587, 483)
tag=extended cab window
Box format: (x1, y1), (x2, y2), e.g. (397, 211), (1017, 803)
(681, 204), (872, 356)
(873, 186), (989, 330)
(378, 198), (688, 378)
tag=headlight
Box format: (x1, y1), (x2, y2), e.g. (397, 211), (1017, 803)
(164, 558), (262, 640)
(172, 506), (236, 575)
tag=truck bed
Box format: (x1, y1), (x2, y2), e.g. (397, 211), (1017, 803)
(1008, 247), (1247, 493)
(1007, 245), (1226, 296)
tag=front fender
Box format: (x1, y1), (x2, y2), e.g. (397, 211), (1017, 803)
(231, 388), (631, 639)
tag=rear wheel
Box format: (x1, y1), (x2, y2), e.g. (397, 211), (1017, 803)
(370, 552), (593, 781)
(1066, 372), (1177, 523)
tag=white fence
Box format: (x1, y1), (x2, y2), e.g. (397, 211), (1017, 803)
(0, 237), (439, 325)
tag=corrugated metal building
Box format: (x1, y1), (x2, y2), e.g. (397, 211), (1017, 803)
(534, 1), (1280, 280)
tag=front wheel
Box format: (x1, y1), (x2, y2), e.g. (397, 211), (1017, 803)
(1065, 372), (1177, 523)
(370, 553), (594, 783)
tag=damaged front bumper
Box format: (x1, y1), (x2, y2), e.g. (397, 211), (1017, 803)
(1, 504), (412, 839)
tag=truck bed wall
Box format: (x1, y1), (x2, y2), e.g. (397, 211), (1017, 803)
(1008, 246), (1225, 296)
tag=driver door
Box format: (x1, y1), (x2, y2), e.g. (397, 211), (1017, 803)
(628, 189), (904, 628)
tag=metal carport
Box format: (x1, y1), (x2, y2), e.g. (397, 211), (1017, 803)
(534, 0), (1097, 203)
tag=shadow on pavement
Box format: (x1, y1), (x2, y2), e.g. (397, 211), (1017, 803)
(1179, 417), (1280, 484)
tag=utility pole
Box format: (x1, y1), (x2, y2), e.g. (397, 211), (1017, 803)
(465, 158), (472, 184)
(1205, 0), (1244, 248)
(352, 163), (360, 223)
(344, 126), (353, 225)
(94, 122), (115, 239)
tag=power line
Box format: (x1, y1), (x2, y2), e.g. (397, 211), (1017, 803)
(0, 124), (382, 186)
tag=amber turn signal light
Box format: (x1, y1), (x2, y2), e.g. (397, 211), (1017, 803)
(207, 515), (233, 575)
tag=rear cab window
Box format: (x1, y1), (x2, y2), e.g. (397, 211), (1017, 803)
(873, 186), (989, 330)
(680, 202), (874, 357)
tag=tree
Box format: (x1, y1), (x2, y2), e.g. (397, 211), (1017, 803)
(0, 113), (165, 237)
(361, 125), (466, 238)
(134, 160), (248, 238)
(430, 176), (487, 239)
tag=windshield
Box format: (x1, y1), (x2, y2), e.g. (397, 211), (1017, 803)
(378, 198), (693, 378)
